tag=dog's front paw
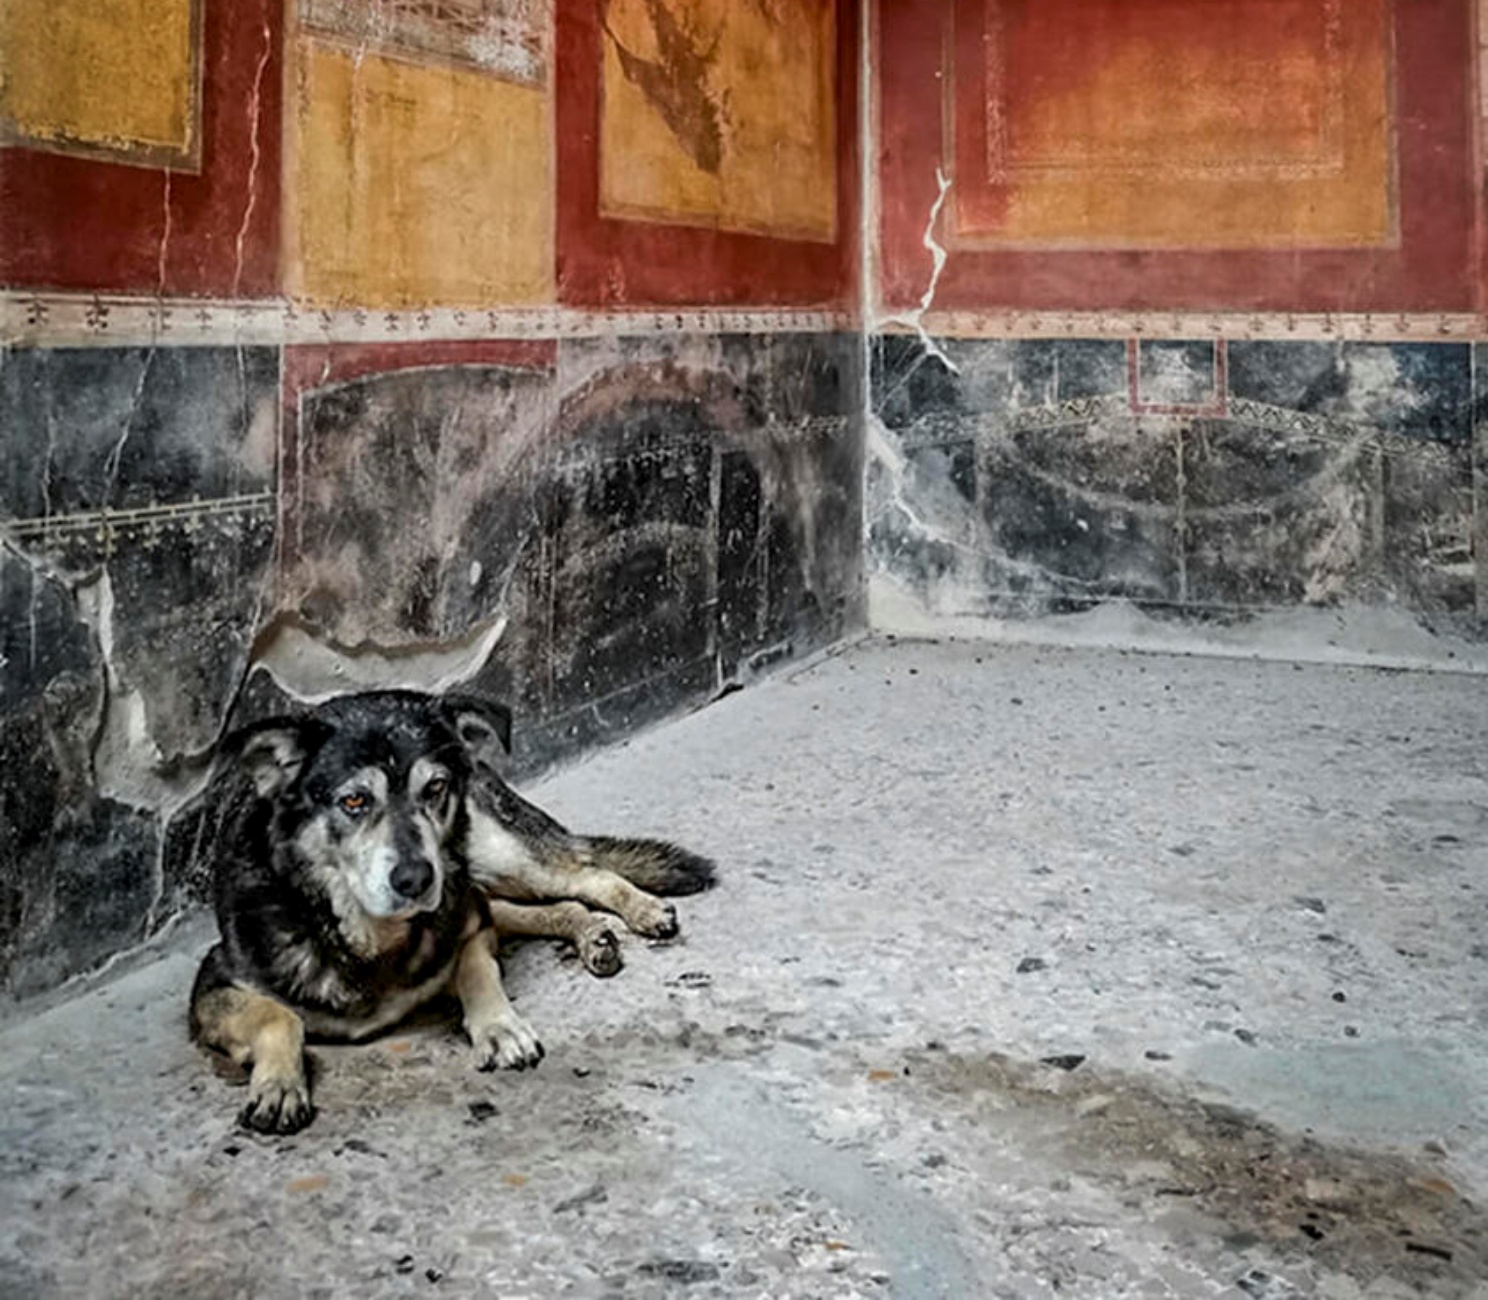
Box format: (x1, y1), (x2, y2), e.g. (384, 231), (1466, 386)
(469, 1013), (545, 1072)
(629, 897), (678, 940)
(239, 1072), (314, 1134)
(577, 921), (623, 978)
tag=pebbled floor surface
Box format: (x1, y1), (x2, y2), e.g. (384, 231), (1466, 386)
(3, 635), (1487, 1299)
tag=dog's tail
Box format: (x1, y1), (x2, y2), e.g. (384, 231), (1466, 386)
(577, 836), (717, 896)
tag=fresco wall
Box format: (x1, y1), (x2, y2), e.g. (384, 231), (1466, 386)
(870, 0), (1488, 636)
(7, 0), (1487, 1002)
(1, 0), (860, 999)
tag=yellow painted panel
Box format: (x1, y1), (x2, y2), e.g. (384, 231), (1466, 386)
(286, 40), (553, 308)
(599, 0), (836, 243)
(0, 0), (198, 161)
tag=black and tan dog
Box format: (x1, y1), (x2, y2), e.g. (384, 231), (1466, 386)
(189, 690), (713, 1134)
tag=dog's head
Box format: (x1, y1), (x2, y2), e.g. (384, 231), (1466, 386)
(224, 691), (513, 920)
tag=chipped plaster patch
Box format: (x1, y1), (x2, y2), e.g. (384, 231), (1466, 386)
(250, 610), (508, 704)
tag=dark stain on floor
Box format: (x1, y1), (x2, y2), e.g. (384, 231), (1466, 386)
(912, 1048), (1488, 1298)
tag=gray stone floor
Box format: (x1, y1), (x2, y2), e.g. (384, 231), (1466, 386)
(3, 635), (1488, 1299)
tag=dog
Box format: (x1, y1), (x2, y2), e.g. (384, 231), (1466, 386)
(189, 689), (714, 1134)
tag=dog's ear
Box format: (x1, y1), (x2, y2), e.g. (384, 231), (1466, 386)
(443, 694), (513, 764)
(220, 717), (325, 797)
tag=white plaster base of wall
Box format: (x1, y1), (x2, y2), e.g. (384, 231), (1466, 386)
(868, 572), (1488, 675)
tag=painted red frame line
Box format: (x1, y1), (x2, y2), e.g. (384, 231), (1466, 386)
(1127, 339), (1230, 417)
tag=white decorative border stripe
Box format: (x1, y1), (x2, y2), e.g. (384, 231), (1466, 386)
(9, 295), (1484, 348)
(903, 310), (1487, 343)
(5, 492), (276, 556)
(2, 294), (855, 348)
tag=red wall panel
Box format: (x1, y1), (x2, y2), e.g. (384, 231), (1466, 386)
(556, 0), (859, 309)
(878, 0), (1478, 315)
(2, 0), (283, 298)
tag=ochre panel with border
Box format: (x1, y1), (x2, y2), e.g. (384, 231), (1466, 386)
(598, 0), (836, 243)
(284, 39), (553, 308)
(557, 0), (856, 308)
(0, 0), (282, 296)
(1, 0), (201, 167)
(878, 0), (1475, 314)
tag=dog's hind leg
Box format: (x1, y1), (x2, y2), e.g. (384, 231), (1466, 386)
(485, 898), (623, 978)
(190, 958), (313, 1135)
(466, 805), (682, 939)
(463, 777), (713, 937)
(546, 858), (681, 940)
(502, 857), (678, 939)
(455, 930), (545, 1071)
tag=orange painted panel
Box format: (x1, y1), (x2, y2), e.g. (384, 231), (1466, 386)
(952, 0), (1394, 249)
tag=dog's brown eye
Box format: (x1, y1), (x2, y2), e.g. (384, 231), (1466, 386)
(424, 778), (448, 803)
(339, 791), (370, 816)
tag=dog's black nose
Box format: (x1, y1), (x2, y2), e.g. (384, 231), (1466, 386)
(390, 857), (434, 900)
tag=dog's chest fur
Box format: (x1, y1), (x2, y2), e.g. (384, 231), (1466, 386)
(294, 951), (461, 1040)
(258, 868), (476, 1038)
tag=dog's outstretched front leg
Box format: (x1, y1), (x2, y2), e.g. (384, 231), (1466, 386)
(191, 983), (313, 1134)
(485, 897), (623, 978)
(456, 929), (544, 1071)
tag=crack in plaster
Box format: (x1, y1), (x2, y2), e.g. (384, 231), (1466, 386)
(878, 167), (958, 374)
(32, 372), (56, 679)
(1, 535), (68, 694)
(99, 163), (176, 500)
(39, 373), (56, 524)
(230, 12), (274, 471)
(866, 414), (984, 562)
(157, 168), (173, 297)
(232, 15), (273, 300)
(100, 370), (142, 505)
(868, 410), (1101, 623)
